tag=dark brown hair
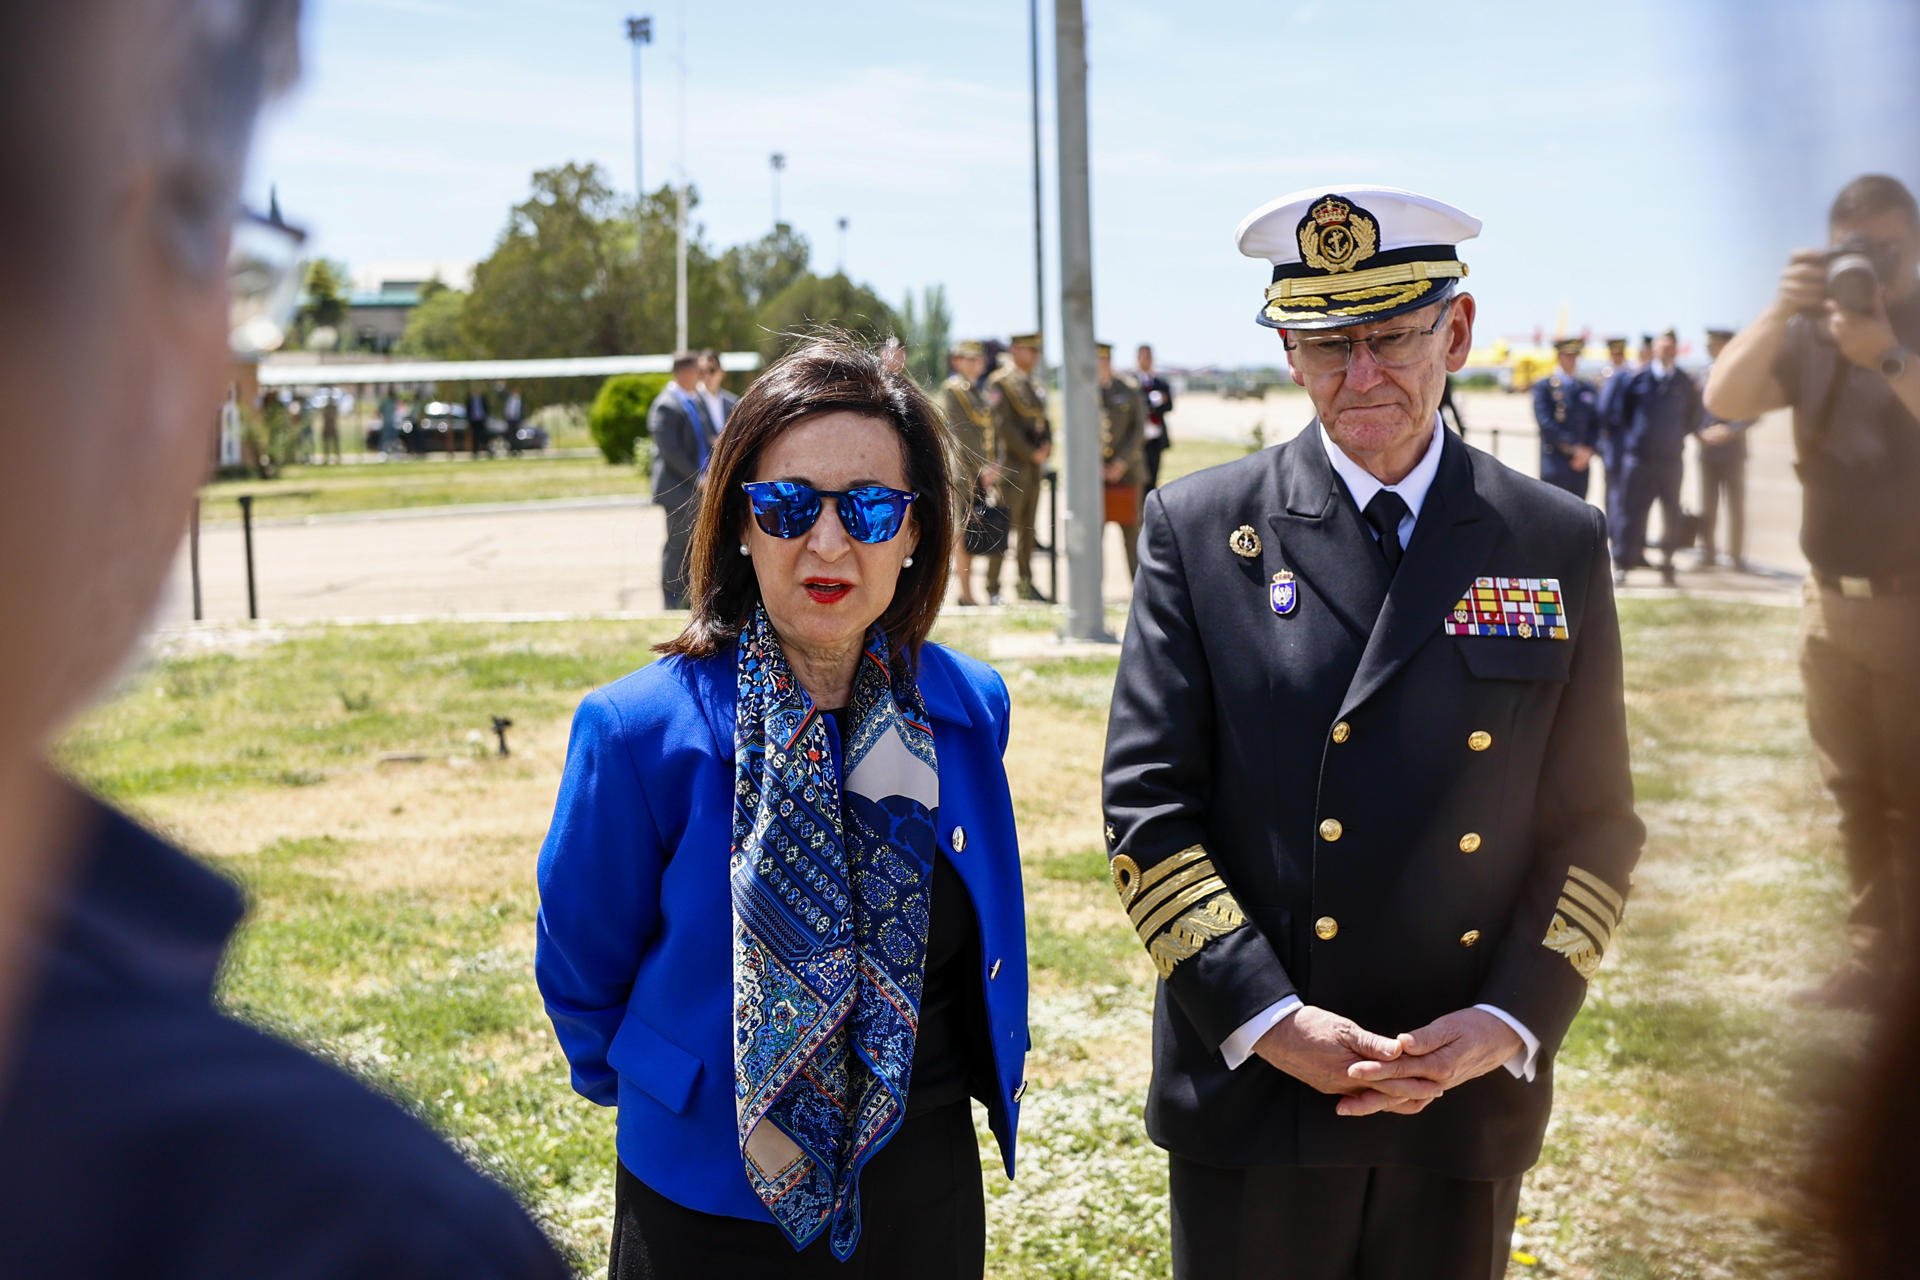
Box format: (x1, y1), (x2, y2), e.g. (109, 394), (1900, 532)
(657, 334), (955, 664)
(1830, 173), (1919, 228)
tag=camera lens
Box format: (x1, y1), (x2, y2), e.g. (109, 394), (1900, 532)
(1828, 238), (1882, 314)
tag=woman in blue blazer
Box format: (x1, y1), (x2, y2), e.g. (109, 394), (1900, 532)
(536, 337), (1028, 1278)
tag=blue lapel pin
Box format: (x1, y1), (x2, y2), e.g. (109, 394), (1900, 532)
(1270, 570), (1298, 616)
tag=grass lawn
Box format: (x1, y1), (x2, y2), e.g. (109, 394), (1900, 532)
(58, 600), (1852, 1277)
(199, 455), (645, 523)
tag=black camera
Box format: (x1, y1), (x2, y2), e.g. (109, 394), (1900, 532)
(1827, 236), (1897, 314)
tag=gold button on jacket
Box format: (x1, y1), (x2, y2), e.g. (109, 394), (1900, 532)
(1459, 832), (1483, 854)
(1331, 721), (1351, 744)
(1468, 730), (1492, 752)
(1319, 818), (1344, 842)
(1314, 916), (1339, 940)
(1460, 929), (1482, 948)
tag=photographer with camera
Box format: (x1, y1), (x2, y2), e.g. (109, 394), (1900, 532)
(1706, 173), (1920, 1009)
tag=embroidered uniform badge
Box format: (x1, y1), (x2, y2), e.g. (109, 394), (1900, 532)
(1444, 577), (1568, 639)
(1228, 525), (1262, 558)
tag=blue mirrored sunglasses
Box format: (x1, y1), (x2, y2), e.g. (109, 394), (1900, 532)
(741, 481), (920, 544)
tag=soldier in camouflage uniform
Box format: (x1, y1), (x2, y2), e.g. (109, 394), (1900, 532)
(985, 330), (1052, 602)
(940, 339), (997, 606)
(1098, 341), (1149, 577)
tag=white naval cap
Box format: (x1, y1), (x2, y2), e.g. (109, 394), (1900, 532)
(1234, 184), (1481, 330)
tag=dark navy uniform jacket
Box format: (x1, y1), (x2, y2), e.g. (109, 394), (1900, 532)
(1617, 367), (1703, 465)
(1532, 372), (1598, 480)
(0, 786), (569, 1278)
(1102, 424), (1642, 1179)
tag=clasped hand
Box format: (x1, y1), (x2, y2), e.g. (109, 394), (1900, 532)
(1253, 1006), (1522, 1118)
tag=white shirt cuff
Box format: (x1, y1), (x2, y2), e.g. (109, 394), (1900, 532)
(1474, 1003), (1541, 1081)
(1220, 996), (1302, 1069)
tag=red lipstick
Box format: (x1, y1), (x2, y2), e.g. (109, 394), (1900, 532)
(803, 578), (853, 604)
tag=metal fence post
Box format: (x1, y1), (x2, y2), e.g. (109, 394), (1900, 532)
(238, 494), (258, 621)
(189, 498), (203, 622)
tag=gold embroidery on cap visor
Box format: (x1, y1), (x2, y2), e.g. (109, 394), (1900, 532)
(1542, 865), (1627, 979)
(1261, 261), (1469, 326)
(1112, 844), (1250, 978)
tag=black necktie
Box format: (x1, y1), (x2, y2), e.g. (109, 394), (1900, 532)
(1363, 490), (1410, 574)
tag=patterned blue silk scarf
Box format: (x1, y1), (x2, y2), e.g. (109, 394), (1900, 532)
(731, 604), (939, 1258)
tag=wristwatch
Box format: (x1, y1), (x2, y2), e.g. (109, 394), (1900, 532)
(1880, 345), (1912, 380)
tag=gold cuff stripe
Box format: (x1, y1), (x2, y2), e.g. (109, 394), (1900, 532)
(1560, 882), (1621, 932)
(1553, 897), (1614, 951)
(1265, 259), (1468, 303)
(1543, 912), (1604, 979)
(1137, 876), (1233, 943)
(1146, 893), (1248, 979)
(1566, 866), (1627, 917)
(1135, 845), (1209, 896)
(1127, 862), (1220, 929)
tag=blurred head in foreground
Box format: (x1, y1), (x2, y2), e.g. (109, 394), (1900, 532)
(0, 2), (300, 757)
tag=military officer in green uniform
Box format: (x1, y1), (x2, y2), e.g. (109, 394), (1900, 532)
(1102, 185), (1644, 1279)
(986, 330), (1052, 602)
(1098, 341), (1149, 577)
(941, 339), (998, 607)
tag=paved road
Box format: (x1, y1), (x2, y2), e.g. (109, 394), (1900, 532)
(160, 390), (1805, 628)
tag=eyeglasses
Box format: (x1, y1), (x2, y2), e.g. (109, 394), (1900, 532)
(1283, 300), (1454, 375)
(742, 481), (919, 543)
(229, 205), (308, 357)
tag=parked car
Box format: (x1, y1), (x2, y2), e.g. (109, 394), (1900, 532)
(365, 400), (550, 455)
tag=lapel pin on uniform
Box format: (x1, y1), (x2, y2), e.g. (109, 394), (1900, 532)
(1229, 525), (1262, 558)
(1270, 570), (1298, 616)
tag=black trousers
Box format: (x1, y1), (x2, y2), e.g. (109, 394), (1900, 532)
(1169, 1157), (1523, 1280)
(1615, 454), (1683, 570)
(610, 1102), (984, 1279)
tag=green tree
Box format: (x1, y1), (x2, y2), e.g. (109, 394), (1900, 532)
(723, 223), (812, 314)
(294, 258), (349, 347)
(755, 273), (898, 365)
(588, 372), (670, 465)
(898, 284), (952, 386)
(394, 288), (472, 358)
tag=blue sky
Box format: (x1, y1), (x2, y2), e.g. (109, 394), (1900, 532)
(250, 0), (1920, 366)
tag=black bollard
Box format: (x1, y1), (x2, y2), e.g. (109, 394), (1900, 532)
(238, 494), (258, 621)
(490, 715), (513, 757)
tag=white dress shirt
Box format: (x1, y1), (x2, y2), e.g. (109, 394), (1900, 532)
(1218, 414), (1542, 1082)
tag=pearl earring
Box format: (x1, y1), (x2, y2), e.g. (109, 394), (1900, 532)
(738, 544), (750, 557)
(903, 555), (914, 567)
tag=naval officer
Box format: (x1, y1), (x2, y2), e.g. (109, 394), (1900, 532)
(1101, 185), (1644, 1279)
(1532, 338), (1600, 499)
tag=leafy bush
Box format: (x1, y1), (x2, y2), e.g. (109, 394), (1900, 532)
(588, 373), (669, 465)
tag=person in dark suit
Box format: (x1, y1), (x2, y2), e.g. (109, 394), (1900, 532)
(1593, 336), (1634, 530)
(466, 385), (491, 458)
(1614, 328), (1703, 585)
(1532, 338), (1599, 499)
(698, 349), (737, 433)
(538, 337), (1029, 1278)
(650, 351), (720, 608)
(1135, 343), (1175, 492)
(0, 5), (567, 1275)
(1102, 185), (1643, 1280)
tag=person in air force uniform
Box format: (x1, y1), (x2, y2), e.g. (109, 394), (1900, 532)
(1533, 338), (1600, 499)
(1101, 185), (1645, 1280)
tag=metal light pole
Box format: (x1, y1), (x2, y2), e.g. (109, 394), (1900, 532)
(836, 217), (849, 274)
(673, 15), (688, 350)
(1029, 0), (1046, 350)
(625, 16), (651, 259)
(770, 152), (786, 227)
(1054, 0), (1108, 642)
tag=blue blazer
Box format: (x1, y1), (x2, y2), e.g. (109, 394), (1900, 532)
(535, 641), (1029, 1223)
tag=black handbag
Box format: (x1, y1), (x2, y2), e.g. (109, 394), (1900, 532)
(963, 492), (1011, 556)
